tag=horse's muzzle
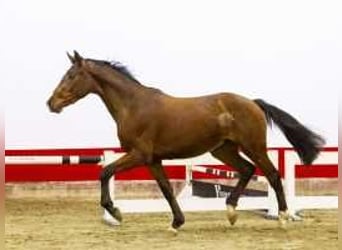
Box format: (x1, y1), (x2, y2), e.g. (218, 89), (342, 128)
(47, 98), (62, 113)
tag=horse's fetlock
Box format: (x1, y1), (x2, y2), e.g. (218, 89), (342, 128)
(101, 200), (113, 209)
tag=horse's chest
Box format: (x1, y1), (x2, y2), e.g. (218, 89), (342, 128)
(116, 119), (145, 147)
(117, 126), (135, 146)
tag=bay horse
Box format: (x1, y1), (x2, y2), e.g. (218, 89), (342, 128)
(47, 51), (325, 231)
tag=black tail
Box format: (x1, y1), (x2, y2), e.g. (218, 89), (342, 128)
(254, 99), (325, 165)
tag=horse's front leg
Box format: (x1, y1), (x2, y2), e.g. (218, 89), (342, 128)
(100, 150), (145, 223)
(149, 162), (185, 232)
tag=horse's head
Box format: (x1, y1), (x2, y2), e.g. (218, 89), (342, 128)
(47, 51), (98, 113)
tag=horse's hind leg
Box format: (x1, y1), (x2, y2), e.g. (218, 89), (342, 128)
(211, 141), (256, 225)
(243, 147), (289, 226)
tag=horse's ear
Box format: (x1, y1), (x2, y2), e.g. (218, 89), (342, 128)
(73, 50), (83, 65)
(66, 52), (75, 64)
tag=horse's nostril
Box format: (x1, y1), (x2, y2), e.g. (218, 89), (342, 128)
(47, 98), (57, 112)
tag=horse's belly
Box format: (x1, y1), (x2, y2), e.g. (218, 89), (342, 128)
(154, 130), (223, 159)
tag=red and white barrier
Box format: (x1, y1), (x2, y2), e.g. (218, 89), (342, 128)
(5, 147), (338, 220)
(281, 149), (338, 216)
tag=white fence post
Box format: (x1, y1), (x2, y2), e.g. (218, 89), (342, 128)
(177, 164), (193, 199)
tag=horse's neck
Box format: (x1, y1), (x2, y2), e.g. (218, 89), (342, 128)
(90, 66), (145, 121)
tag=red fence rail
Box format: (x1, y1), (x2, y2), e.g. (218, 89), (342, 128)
(5, 147), (337, 182)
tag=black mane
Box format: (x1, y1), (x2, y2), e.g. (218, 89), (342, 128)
(90, 59), (139, 83)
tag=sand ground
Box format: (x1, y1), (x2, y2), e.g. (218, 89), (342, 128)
(5, 198), (338, 250)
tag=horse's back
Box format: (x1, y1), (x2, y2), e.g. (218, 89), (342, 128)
(161, 92), (262, 118)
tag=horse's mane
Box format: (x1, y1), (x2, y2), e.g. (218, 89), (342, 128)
(89, 59), (140, 83)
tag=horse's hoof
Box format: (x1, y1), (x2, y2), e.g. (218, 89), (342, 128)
(278, 210), (290, 228)
(113, 207), (123, 222)
(168, 226), (178, 235)
(172, 216), (185, 229)
(226, 205), (238, 226)
(103, 211), (121, 226)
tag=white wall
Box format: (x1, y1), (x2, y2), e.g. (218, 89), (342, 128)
(2, 0), (340, 149)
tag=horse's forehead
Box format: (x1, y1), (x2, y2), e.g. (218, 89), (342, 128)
(61, 66), (77, 82)
(54, 67), (74, 90)
(65, 65), (77, 76)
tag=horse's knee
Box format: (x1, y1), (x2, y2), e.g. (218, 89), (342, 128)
(100, 170), (106, 182)
(100, 165), (114, 182)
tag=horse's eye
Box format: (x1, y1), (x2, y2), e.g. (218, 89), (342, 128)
(66, 74), (74, 80)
